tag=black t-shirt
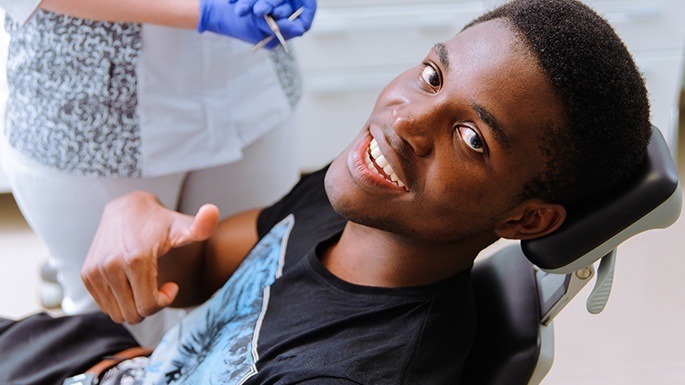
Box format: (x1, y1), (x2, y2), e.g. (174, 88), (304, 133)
(146, 167), (476, 385)
(253, 168), (476, 384)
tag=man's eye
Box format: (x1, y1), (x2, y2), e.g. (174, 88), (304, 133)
(458, 126), (486, 154)
(421, 63), (441, 89)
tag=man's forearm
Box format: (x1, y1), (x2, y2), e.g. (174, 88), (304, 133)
(39, 0), (199, 28)
(158, 242), (208, 308)
(159, 208), (260, 308)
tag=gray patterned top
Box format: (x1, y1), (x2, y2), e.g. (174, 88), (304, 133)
(5, 10), (142, 176)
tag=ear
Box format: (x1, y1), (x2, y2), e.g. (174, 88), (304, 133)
(494, 201), (566, 240)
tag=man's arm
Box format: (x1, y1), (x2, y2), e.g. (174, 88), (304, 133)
(81, 190), (259, 324)
(161, 208), (260, 308)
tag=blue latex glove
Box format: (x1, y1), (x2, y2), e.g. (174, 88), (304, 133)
(232, 0), (294, 19)
(229, 0), (317, 39)
(197, 0), (278, 47)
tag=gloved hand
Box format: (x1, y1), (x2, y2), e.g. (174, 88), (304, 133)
(229, 0), (317, 40)
(232, 0), (295, 19)
(197, 0), (278, 47)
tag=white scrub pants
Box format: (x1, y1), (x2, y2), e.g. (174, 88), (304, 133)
(1, 119), (299, 346)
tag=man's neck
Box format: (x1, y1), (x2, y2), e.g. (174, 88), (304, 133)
(320, 222), (482, 288)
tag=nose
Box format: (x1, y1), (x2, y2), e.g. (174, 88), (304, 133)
(390, 103), (434, 157)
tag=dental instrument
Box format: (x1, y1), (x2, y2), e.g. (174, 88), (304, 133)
(252, 6), (305, 53)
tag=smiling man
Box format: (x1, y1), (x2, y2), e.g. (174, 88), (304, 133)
(322, 20), (569, 290)
(0, 0), (651, 384)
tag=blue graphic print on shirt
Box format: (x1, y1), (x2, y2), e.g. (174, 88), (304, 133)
(142, 215), (294, 385)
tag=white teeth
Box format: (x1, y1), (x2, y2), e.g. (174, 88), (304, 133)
(367, 138), (407, 190)
(375, 155), (389, 168)
(370, 146), (382, 160)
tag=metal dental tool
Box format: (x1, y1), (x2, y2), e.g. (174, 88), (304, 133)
(252, 6), (305, 53)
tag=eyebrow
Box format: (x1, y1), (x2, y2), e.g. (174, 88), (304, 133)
(471, 103), (510, 148)
(432, 42), (509, 148)
(432, 43), (450, 70)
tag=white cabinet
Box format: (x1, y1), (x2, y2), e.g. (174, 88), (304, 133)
(293, 0), (685, 172)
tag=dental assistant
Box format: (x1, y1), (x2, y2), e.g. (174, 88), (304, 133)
(0, 0), (316, 346)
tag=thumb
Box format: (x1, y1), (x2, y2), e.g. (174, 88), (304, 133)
(187, 204), (220, 241)
(168, 204), (220, 248)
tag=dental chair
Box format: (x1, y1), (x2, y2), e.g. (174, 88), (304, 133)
(461, 126), (682, 385)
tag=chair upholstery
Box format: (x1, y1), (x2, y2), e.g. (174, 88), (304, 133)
(523, 126), (681, 273)
(461, 246), (541, 385)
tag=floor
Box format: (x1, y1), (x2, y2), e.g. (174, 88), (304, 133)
(1, 104), (685, 383)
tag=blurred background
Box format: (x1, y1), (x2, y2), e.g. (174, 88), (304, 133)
(1, 1), (684, 384)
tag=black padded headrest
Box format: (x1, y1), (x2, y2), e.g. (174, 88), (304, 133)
(461, 246), (541, 385)
(522, 126), (681, 273)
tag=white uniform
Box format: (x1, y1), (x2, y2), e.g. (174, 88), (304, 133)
(0, 2), (301, 346)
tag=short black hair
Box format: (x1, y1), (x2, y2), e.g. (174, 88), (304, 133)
(465, 0), (651, 205)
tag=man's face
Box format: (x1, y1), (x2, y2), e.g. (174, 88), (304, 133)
(325, 19), (566, 246)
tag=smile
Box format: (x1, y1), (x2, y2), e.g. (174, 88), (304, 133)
(365, 138), (407, 189)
